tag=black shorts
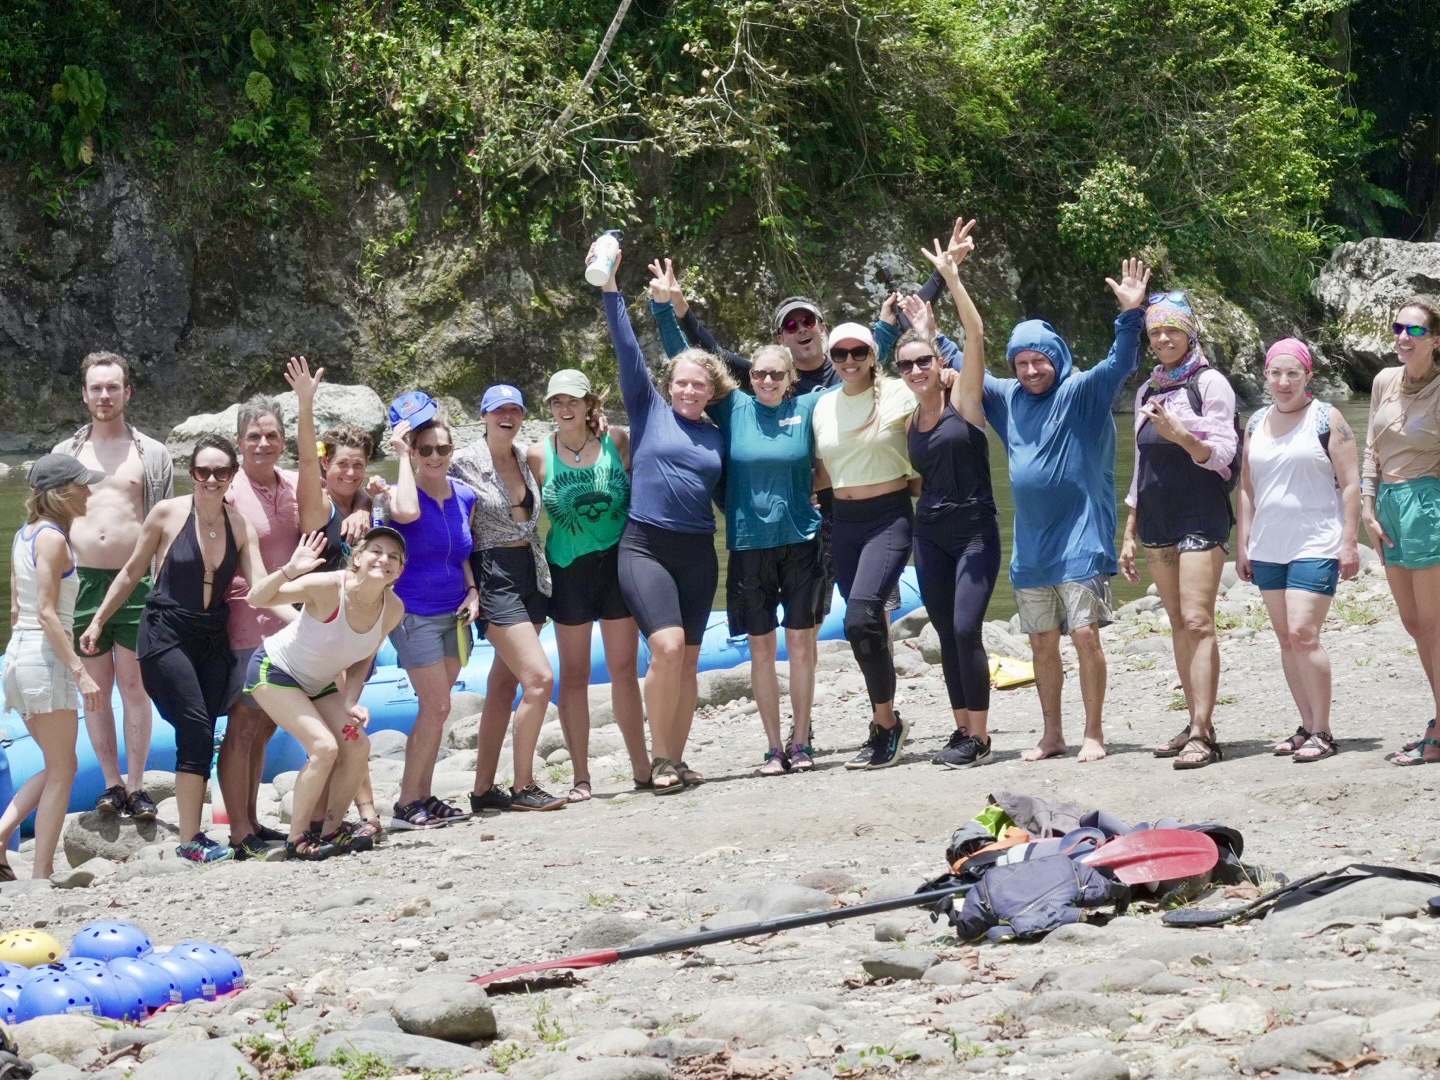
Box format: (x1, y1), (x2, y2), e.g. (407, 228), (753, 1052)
(727, 540), (824, 637)
(617, 520), (718, 646)
(549, 546), (630, 626)
(470, 547), (547, 636)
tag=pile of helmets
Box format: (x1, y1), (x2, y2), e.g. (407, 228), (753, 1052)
(0, 922), (244, 1023)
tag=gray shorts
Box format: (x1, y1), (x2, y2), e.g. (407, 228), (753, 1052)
(2, 629), (80, 717)
(1015, 575), (1114, 635)
(225, 646), (259, 711)
(389, 612), (461, 670)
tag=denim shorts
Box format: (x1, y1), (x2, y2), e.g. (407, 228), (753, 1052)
(1250, 558), (1340, 596)
(388, 612), (461, 670)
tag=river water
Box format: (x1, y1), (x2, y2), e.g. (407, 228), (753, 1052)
(0, 399), (1372, 653)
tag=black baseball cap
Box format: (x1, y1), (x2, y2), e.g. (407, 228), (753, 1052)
(360, 525), (407, 556)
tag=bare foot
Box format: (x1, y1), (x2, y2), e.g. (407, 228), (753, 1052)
(1021, 740), (1067, 762)
(1077, 737), (1107, 763)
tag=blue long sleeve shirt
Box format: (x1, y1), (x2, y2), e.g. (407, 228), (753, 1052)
(605, 291), (725, 534)
(982, 309), (1144, 589)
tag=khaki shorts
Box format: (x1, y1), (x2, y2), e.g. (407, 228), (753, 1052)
(1014, 575), (1114, 635)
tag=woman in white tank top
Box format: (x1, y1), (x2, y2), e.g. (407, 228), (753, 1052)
(1236, 340), (1360, 762)
(241, 526), (406, 860)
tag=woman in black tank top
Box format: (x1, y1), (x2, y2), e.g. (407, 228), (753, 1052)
(82, 435), (270, 865)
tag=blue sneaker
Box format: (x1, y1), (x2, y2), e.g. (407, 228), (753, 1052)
(176, 832), (234, 865)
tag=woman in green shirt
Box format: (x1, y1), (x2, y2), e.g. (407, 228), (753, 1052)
(527, 369), (650, 799)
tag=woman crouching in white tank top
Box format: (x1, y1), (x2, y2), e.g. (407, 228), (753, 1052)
(242, 526), (407, 860)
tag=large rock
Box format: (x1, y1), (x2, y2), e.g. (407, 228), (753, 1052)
(10, 1016), (109, 1066)
(981, 621), (1030, 660)
(1262, 877), (1433, 936)
(1312, 237), (1440, 385)
(686, 997), (828, 1044)
(130, 1041), (258, 1080)
(62, 811), (171, 867)
(314, 1029), (489, 1071)
(391, 975), (497, 1041)
(729, 884), (832, 920)
(166, 384), (386, 460)
(1239, 1021), (1364, 1074)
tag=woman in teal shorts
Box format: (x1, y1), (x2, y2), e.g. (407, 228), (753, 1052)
(1361, 296), (1440, 764)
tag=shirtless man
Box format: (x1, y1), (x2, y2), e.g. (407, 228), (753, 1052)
(54, 351), (173, 818)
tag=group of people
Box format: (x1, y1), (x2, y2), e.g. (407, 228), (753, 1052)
(3, 216), (1439, 877)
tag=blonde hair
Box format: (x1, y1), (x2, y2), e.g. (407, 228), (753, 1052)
(750, 345), (797, 394)
(663, 348), (740, 404)
(26, 486), (78, 531)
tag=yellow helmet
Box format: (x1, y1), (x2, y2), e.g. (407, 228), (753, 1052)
(0, 929), (64, 968)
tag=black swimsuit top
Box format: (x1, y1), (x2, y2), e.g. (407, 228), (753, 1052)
(151, 503), (240, 613)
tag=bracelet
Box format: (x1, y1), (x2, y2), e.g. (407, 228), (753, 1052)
(466, 585), (478, 594)
(282, 567), (297, 581)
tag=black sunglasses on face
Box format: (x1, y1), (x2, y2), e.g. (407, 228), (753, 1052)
(830, 345), (872, 363)
(781, 312), (818, 335)
(752, 370), (788, 383)
(416, 443), (454, 458)
(897, 354), (937, 373)
(190, 466), (236, 482)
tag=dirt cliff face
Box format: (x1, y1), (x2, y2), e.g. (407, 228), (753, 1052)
(0, 159), (1374, 451)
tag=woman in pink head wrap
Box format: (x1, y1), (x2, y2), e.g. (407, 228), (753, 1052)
(1235, 339), (1360, 762)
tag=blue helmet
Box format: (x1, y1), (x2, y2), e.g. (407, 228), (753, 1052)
(107, 957), (180, 1011)
(15, 972), (96, 1021)
(149, 951), (216, 1003)
(170, 942), (246, 995)
(71, 968), (147, 1022)
(71, 921), (153, 962)
(39, 958), (108, 978)
(0, 986), (18, 1026)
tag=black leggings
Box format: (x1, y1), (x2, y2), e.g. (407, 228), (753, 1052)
(914, 515), (1001, 712)
(138, 610), (232, 779)
(832, 491), (913, 707)
(617, 520), (719, 646)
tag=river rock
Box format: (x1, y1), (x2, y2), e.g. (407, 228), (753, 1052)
(314, 1029), (489, 1071)
(1181, 998), (1272, 1038)
(862, 950), (938, 980)
(729, 884), (831, 919)
(1018, 992), (1131, 1028)
(391, 975), (497, 1041)
(915, 624), (942, 664)
(1263, 877), (1433, 936)
(166, 384), (386, 460)
(687, 997), (828, 1043)
(547, 1061), (670, 1080)
(1312, 238), (1440, 382)
(922, 961), (974, 986)
(1069, 1055), (1131, 1080)
(1239, 1020), (1363, 1073)
(562, 1028), (650, 1057)
(61, 811), (168, 866)
(1037, 959), (1165, 993)
(368, 729), (409, 759)
(982, 622), (1030, 659)
(891, 607), (929, 641)
(11, 1016), (109, 1065)
(567, 916), (646, 949)
(139, 770), (178, 803)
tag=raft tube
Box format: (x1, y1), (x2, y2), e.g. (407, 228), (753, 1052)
(0, 570), (923, 816)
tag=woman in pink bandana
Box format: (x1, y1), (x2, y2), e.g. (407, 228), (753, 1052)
(1235, 339), (1359, 762)
(1119, 292), (1238, 769)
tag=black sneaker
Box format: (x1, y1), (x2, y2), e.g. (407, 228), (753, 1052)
(469, 785), (512, 813)
(231, 833), (274, 862)
(866, 713), (910, 770)
(845, 724), (885, 770)
(255, 823), (288, 843)
(933, 730), (993, 769)
(322, 821), (375, 854)
(285, 831), (339, 861)
(508, 783), (567, 812)
(94, 785), (126, 814)
(125, 789), (158, 821)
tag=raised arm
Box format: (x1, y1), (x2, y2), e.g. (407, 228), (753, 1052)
(1327, 406), (1362, 579)
(646, 258), (693, 358)
(387, 421), (420, 524)
(81, 502), (170, 654)
(648, 257), (751, 386)
(1077, 257), (1151, 403)
(919, 216), (985, 427)
(599, 250), (662, 424)
(286, 356), (333, 533)
(245, 532), (332, 609)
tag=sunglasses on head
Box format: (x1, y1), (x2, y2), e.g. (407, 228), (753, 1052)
(190, 465), (235, 483)
(1395, 323), (1431, 338)
(751, 369), (788, 383)
(829, 345), (872, 363)
(780, 312), (818, 335)
(416, 443), (454, 458)
(1148, 290), (1190, 305)
(897, 354), (937, 374)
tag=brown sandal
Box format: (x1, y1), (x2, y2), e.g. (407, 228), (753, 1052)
(1173, 735), (1223, 770)
(1273, 726), (1310, 756)
(651, 758), (684, 795)
(0, 863), (15, 883)
(675, 760), (705, 787)
(1153, 727), (1191, 758)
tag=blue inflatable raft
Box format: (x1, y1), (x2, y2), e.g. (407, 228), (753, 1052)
(0, 570), (923, 818)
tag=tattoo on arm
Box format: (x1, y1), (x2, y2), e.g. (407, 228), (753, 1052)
(1336, 417), (1354, 444)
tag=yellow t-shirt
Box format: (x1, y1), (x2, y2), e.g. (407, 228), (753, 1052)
(812, 378), (917, 488)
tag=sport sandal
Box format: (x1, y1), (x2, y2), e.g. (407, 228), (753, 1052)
(1273, 726), (1310, 756)
(1173, 735), (1223, 770)
(651, 757), (684, 795)
(1154, 727), (1192, 758)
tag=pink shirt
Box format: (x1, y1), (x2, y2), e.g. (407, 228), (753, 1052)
(225, 468), (300, 650)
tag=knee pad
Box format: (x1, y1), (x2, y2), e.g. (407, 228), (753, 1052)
(844, 598), (888, 657)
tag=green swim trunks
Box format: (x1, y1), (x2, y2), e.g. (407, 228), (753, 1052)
(73, 568), (153, 655)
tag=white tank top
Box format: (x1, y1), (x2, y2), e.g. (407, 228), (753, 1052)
(263, 576), (391, 696)
(1246, 400), (1342, 563)
(11, 524), (78, 634)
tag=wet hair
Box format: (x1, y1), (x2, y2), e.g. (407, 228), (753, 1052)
(80, 351), (131, 390)
(405, 414), (454, 449)
(25, 487), (78, 530)
(663, 348), (739, 404)
(1398, 295), (1440, 333)
(236, 395), (286, 439)
(320, 424), (374, 463)
(192, 433), (240, 470)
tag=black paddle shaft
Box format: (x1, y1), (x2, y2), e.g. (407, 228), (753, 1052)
(614, 883), (974, 961)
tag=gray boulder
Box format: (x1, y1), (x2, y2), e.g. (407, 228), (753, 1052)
(391, 975), (497, 1041)
(1239, 1021), (1363, 1073)
(567, 915), (646, 950)
(890, 607), (929, 641)
(1312, 238), (1440, 383)
(166, 384), (386, 461)
(915, 623), (942, 664)
(982, 621), (1030, 659)
(10, 1016), (109, 1066)
(62, 811), (172, 867)
(314, 1029), (489, 1071)
(730, 884), (832, 920)
(862, 950), (938, 980)
(130, 1041), (258, 1080)
(686, 997), (828, 1043)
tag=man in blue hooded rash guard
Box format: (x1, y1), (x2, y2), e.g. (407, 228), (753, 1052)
(982, 258), (1151, 763)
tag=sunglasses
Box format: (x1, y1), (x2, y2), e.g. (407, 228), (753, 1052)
(190, 465), (236, 483)
(829, 345), (873, 363)
(897, 354), (937, 374)
(780, 312), (818, 335)
(1394, 323), (1432, 338)
(1148, 290), (1190, 305)
(416, 443), (454, 458)
(752, 369), (788, 383)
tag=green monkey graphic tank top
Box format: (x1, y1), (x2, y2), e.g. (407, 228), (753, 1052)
(542, 432), (631, 567)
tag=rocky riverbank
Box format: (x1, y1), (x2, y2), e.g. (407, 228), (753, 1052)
(4, 551), (1440, 1080)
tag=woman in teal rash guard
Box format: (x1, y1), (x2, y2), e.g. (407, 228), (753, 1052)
(645, 260), (823, 775)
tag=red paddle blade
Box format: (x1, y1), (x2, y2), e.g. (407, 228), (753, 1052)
(1082, 829), (1218, 885)
(471, 950), (620, 986)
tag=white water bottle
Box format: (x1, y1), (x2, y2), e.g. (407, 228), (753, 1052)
(584, 230), (623, 287)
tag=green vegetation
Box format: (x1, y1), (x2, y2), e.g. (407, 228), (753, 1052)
(0, 0), (1418, 296)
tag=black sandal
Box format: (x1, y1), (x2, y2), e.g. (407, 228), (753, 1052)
(651, 758), (684, 795)
(1273, 726), (1310, 756)
(675, 760), (705, 787)
(1293, 730), (1337, 763)
(1173, 735), (1223, 770)
(1153, 727), (1191, 758)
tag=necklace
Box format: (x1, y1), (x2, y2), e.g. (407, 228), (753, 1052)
(557, 433), (591, 464)
(196, 505), (224, 540)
